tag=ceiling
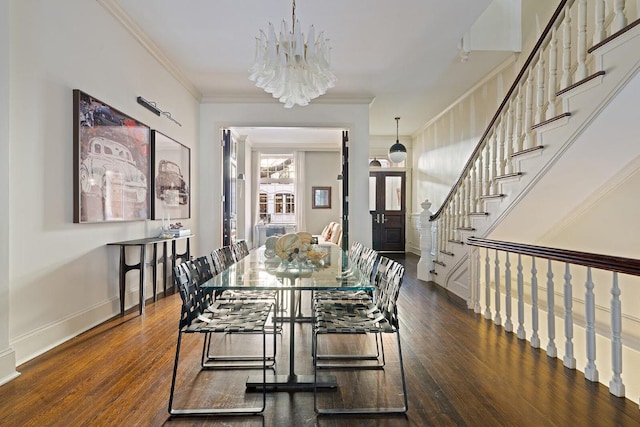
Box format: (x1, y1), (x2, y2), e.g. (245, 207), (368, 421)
(106, 0), (515, 138)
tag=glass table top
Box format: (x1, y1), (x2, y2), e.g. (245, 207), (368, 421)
(201, 245), (373, 291)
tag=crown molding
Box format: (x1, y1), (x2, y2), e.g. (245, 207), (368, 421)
(96, 0), (201, 101)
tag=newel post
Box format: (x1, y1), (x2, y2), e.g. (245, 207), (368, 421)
(417, 199), (434, 281)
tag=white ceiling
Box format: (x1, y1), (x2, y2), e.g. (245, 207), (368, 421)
(107, 0), (514, 138)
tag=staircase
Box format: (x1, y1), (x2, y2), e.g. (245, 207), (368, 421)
(430, 0), (640, 304)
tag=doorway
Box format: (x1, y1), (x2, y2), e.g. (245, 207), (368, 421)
(369, 171), (405, 252)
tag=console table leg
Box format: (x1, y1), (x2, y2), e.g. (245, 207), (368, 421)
(119, 246), (126, 316)
(139, 245), (146, 315)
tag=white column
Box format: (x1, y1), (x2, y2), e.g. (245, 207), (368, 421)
(416, 200), (434, 281)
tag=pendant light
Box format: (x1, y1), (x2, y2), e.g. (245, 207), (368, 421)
(369, 158), (382, 167)
(388, 117), (407, 163)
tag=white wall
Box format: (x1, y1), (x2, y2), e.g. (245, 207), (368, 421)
(199, 102), (370, 258)
(7, 0), (199, 365)
(305, 151), (342, 235)
(411, 0), (558, 214)
(0, 0), (17, 385)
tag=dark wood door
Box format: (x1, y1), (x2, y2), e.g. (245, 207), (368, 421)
(222, 129), (236, 246)
(370, 171), (405, 252)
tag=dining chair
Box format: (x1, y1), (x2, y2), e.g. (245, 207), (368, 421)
(311, 252), (391, 369)
(168, 262), (273, 415)
(209, 247), (282, 334)
(312, 257), (408, 414)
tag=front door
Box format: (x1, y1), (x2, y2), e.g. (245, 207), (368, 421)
(370, 171), (405, 252)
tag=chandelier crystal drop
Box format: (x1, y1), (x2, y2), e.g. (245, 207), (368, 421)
(248, 0), (336, 108)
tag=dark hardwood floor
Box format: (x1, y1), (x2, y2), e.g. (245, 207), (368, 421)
(1, 253), (639, 426)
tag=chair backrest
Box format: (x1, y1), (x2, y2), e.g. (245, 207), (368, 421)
(348, 241), (364, 264)
(193, 256), (214, 283)
(221, 245), (236, 265)
(174, 263), (203, 329)
(358, 246), (379, 282)
(234, 239), (249, 259)
(210, 250), (225, 275)
(373, 258), (405, 328)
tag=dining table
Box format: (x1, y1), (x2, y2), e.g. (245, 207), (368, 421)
(201, 244), (373, 391)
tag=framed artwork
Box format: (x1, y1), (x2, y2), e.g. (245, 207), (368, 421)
(73, 89), (151, 223)
(312, 186), (331, 209)
(151, 131), (190, 220)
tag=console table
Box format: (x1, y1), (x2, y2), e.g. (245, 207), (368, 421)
(107, 235), (193, 315)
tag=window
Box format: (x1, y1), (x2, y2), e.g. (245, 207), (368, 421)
(274, 193), (294, 214)
(259, 154), (295, 223)
(259, 192), (268, 217)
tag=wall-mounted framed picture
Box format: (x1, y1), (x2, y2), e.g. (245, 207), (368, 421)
(312, 186), (331, 209)
(73, 89), (151, 223)
(151, 131), (190, 220)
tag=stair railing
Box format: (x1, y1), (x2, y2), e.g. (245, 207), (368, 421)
(467, 236), (640, 403)
(429, 0), (639, 265)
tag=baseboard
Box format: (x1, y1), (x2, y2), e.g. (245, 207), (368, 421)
(0, 348), (19, 386)
(10, 297), (120, 365)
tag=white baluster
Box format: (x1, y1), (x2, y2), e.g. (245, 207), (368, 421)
(491, 132), (498, 194)
(535, 56), (546, 125)
(531, 257), (540, 348)
(474, 246), (482, 314)
(563, 263), (576, 369)
(613, 0), (628, 33)
(496, 119), (505, 177)
(561, 8), (572, 88)
(577, 0), (587, 81)
(505, 101), (514, 174)
(485, 248), (492, 320)
(472, 246), (482, 314)
(548, 28), (558, 119)
(584, 267), (599, 382)
(470, 161), (477, 213)
(484, 141), (491, 196)
(515, 90), (524, 152)
(546, 259), (557, 357)
(593, 0), (606, 45)
(431, 220), (439, 264)
(609, 272), (625, 397)
(477, 147), (484, 200)
(504, 252), (513, 332)
(494, 250), (502, 325)
(464, 175), (471, 228)
(517, 254), (526, 340)
(524, 71), (534, 149)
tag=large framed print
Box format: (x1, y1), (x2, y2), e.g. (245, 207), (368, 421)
(151, 131), (190, 220)
(73, 90), (151, 223)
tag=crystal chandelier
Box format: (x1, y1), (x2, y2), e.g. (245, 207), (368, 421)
(249, 0), (336, 108)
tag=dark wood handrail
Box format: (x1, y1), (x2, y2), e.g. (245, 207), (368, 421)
(467, 236), (640, 276)
(430, 0), (569, 221)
